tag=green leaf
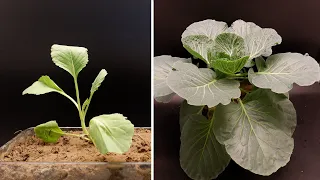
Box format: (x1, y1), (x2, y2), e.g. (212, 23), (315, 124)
(179, 100), (204, 131)
(34, 121), (64, 143)
(248, 53), (320, 93)
(228, 20), (282, 67)
(213, 33), (245, 58)
(243, 89), (296, 136)
(154, 55), (191, 102)
(180, 114), (230, 180)
(181, 20), (228, 64)
(22, 75), (63, 95)
(211, 56), (249, 75)
(167, 62), (241, 107)
(213, 91), (295, 175)
(51, 44), (88, 77)
(91, 69), (108, 94)
(89, 114), (134, 154)
(82, 98), (90, 112)
(243, 29), (282, 66)
(182, 35), (214, 64)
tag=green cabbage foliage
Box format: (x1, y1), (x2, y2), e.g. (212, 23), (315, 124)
(154, 19), (320, 179)
(23, 44), (134, 154)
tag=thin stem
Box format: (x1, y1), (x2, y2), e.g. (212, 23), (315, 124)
(64, 132), (91, 141)
(227, 77), (248, 80)
(240, 88), (250, 94)
(233, 73), (248, 77)
(73, 76), (89, 135)
(60, 92), (78, 109)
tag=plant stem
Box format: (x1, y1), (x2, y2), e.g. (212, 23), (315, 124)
(233, 73), (248, 77)
(64, 132), (91, 141)
(227, 76), (248, 80)
(61, 92), (78, 108)
(73, 76), (89, 135)
(240, 88), (250, 94)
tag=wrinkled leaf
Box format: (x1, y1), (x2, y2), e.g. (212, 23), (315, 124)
(91, 69), (108, 94)
(89, 114), (134, 154)
(34, 121), (64, 143)
(211, 56), (249, 75)
(214, 33), (245, 58)
(213, 91), (295, 175)
(23, 76), (63, 95)
(180, 114), (230, 180)
(167, 62), (241, 107)
(154, 55), (191, 101)
(182, 35), (214, 63)
(228, 19), (261, 38)
(248, 53), (320, 93)
(228, 20), (282, 67)
(181, 20), (228, 64)
(51, 44), (88, 77)
(245, 29), (281, 59)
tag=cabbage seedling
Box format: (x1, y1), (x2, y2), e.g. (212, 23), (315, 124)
(154, 19), (320, 179)
(23, 44), (134, 154)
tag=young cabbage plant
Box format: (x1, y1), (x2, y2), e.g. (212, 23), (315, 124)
(23, 44), (134, 154)
(154, 19), (320, 179)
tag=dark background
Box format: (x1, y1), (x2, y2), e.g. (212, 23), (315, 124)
(0, 0), (151, 145)
(154, 0), (320, 180)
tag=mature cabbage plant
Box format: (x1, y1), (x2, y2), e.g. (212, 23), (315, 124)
(154, 19), (320, 179)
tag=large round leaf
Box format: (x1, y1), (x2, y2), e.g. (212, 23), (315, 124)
(89, 114), (134, 154)
(213, 90), (295, 175)
(180, 114), (230, 180)
(154, 55), (191, 102)
(248, 53), (320, 93)
(167, 62), (241, 107)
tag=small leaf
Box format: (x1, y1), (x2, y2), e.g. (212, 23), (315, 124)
(154, 55), (191, 102)
(89, 114), (134, 154)
(167, 62), (241, 107)
(213, 91), (296, 175)
(211, 56), (249, 75)
(180, 114), (230, 180)
(213, 33), (245, 58)
(82, 98), (90, 112)
(23, 76), (64, 95)
(248, 53), (320, 93)
(181, 20), (228, 64)
(51, 44), (88, 77)
(34, 121), (64, 143)
(91, 69), (108, 94)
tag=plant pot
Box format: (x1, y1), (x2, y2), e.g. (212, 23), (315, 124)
(0, 127), (151, 180)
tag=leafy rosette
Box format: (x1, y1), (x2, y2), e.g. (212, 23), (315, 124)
(181, 19), (282, 74)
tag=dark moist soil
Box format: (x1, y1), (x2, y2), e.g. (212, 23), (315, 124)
(1, 128), (151, 163)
